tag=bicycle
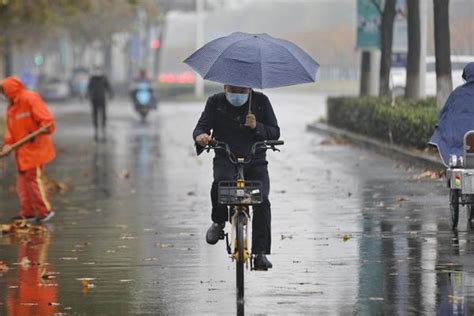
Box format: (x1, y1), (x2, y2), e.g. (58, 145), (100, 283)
(205, 139), (284, 302)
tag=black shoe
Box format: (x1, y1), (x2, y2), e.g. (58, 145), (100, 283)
(206, 222), (225, 245)
(11, 215), (35, 223)
(253, 253), (272, 270)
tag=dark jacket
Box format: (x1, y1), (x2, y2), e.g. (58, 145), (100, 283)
(193, 90), (280, 162)
(87, 75), (113, 104)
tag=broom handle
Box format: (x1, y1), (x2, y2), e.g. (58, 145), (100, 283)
(0, 123), (52, 158)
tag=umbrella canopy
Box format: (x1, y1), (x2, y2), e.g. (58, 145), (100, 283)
(184, 32), (319, 89)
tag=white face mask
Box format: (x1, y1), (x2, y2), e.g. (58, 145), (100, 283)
(225, 92), (249, 107)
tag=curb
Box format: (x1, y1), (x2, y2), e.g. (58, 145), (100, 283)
(307, 122), (444, 171)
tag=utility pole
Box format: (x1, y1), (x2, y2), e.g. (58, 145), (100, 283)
(195, 0), (205, 98)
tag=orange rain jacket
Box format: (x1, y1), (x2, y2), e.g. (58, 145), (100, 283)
(1, 77), (56, 171)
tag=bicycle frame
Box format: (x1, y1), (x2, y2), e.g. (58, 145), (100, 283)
(204, 138), (284, 300)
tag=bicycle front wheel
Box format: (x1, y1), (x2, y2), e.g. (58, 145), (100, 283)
(236, 212), (245, 302)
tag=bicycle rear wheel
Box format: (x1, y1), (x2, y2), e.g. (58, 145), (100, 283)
(236, 212), (245, 302)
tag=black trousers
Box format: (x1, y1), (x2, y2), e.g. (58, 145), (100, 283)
(211, 158), (271, 254)
(91, 99), (107, 131)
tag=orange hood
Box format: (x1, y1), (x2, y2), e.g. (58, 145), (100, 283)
(0, 76), (25, 100)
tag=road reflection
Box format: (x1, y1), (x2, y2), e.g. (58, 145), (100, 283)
(5, 227), (58, 315)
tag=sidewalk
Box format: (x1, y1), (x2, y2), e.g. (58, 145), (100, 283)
(307, 122), (445, 172)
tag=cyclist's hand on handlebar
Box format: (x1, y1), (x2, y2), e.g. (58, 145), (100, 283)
(195, 133), (212, 147)
(244, 114), (257, 129)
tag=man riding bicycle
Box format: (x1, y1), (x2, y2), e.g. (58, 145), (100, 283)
(193, 85), (280, 270)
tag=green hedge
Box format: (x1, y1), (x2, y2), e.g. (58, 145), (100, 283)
(327, 97), (438, 148)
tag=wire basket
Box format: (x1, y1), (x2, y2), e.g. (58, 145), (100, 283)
(218, 181), (263, 205)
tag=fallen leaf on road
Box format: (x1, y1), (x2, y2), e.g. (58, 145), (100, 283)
(119, 279), (134, 283)
(397, 197), (409, 202)
(45, 177), (72, 194)
(320, 136), (348, 145)
(0, 224), (12, 234)
(0, 261), (8, 273)
(414, 170), (442, 180)
(342, 234), (350, 242)
(119, 170), (130, 179)
(281, 234), (293, 240)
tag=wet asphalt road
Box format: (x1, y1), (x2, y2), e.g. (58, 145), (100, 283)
(0, 92), (470, 315)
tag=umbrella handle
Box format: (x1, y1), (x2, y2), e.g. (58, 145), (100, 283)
(248, 91), (252, 115)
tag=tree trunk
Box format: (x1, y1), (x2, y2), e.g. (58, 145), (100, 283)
(103, 38), (113, 78)
(360, 51), (371, 96)
(379, 0), (397, 96)
(405, 0), (421, 99)
(434, 0), (452, 109)
(3, 32), (12, 77)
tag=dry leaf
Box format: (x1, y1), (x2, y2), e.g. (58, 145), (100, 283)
(397, 197), (409, 202)
(414, 170), (442, 180)
(119, 170), (130, 179)
(0, 261), (8, 273)
(45, 177), (72, 194)
(0, 224), (12, 234)
(320, 136), (348, 146)
(342, 234), (350, 242)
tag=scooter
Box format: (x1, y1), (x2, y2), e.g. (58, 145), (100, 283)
(130, 82), (157, 122)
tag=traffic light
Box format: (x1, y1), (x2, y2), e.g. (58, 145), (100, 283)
(150, 39), (160, 50)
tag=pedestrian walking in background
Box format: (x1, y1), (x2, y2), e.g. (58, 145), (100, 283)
(87, 65), (113, 141)
(0, 76), (56, 223)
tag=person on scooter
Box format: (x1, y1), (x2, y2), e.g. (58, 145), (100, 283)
(130, 69), (157, 119)
(193, 85), (280, 270)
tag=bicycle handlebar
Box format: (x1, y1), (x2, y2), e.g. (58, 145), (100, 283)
(205, 139), (284, 165)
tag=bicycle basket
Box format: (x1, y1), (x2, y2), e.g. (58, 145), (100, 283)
(218, 181), (263, 205)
